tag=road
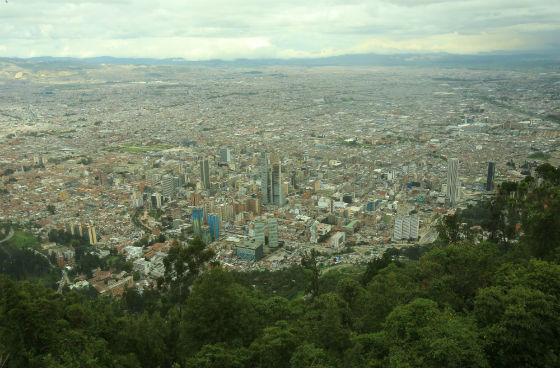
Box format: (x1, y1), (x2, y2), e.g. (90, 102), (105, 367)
(0, 228), (68, 292)
(0, 227), (14, 244)
(29, 248), (67, 293)
(419, 226), (439, 245)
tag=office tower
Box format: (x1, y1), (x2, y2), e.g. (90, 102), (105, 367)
(161, 174), (175, 199)
(268, 218), (279, 248)
(486, 161), (495, 191)
(254, 221), (266, 246)
(260, 152), (284, 207)
(219, 147), (232, 164)
(272, 163), (284, 206)
(260, 152), (272, 204)
(192, 208), (204, 236)
(87, 224), (97, 245)
(446, 158), (460, 206)
(207, 214), (220, 242)
(151, 192), (162, 209)
(199, 158), (210, 190)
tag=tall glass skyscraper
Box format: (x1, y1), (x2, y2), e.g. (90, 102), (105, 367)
(207, 214), (220, 242)
(199, 158), (210, 190)
(447, 158), (459, 206)
(267, 218), (279, 248)
(260, 152), (284, 206)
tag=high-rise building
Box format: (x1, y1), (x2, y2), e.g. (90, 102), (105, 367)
(87, 224), (98, 245)
(219, 147), (232, 165)
(254, 221), (266, 246)
(267, 218), (279, 248)
(199, 158), (210, 190)
(151, 192), (162, 209)
(260, 152), (272, 205)
(192, 208), (204, 236)
(272, 163), (284, 206)
(161, 174), (175, 199)
(393, 214), (419, 241)
(260, 152), (284, 206)
(486, 161), (495, 191)
(446, 158), (460, 206)
(207, 214), (220, 242)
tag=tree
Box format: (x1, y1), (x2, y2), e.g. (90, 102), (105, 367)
(418, 242), (501, 311)
(361, 248), (399, 286)
(522, 186), (560, 259)
(301, 249), (321, 298)
(356, 262), (420, 332)
(249, 321), (299, 368)
(46, 205), (56, 215)
(437, 213), (462, 243)
(384, 298), (488, 368)
(290, 343), (334, 368)
(186, 344), (249, 368)
(535, 163), (560, 185)
(298, 293), (352, 354)
(180, 269), (262, 355)
(474, 286), (560, 368)
(161, 237), (215, 302)
(343, 333), (387, 368)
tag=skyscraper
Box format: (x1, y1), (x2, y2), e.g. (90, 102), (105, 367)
(151, 192), (162, 209)
(272, 163), (284, 206)
(486, 161), (495, 191)
(219, 147), (232, 165)
(199, 158), (210, 190)
(260, 152), (272, 205)
(254, 221), (266, 246)
(260, 152), (284, 206)
(446, 158), (460, 206)
(207, 214), (220, 242)
(87, 224), (97, 245)
(192, 207), (204, 236)
(267, 218), (279, 248)
(161, 174), (175, 199)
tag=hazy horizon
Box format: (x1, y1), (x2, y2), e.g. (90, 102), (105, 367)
(1, 0), (559, 60)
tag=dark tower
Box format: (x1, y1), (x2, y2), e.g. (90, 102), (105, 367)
(486, 161), (495, 191)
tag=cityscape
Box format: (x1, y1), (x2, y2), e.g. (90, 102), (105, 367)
(1, 0), (560, 366)
(1, 60), (558, 295)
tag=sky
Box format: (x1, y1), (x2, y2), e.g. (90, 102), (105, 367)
(0, 0), (559, 60)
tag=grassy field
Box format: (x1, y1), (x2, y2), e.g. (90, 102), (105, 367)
(7, 230), (40, 249)
(528, 151), (551, 161)
(120, 144), (174, 154)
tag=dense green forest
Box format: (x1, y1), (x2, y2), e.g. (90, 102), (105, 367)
(1, 164), (559, 367)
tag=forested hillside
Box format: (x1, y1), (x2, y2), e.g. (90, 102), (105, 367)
(1, 164), (559, 368)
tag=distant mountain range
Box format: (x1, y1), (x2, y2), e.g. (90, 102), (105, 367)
(1, 52), (559, 69)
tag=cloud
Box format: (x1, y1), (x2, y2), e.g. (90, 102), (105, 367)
(0, 0), (558, 59)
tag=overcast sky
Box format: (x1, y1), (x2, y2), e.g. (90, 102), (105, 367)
(0, 0), (558, 59)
